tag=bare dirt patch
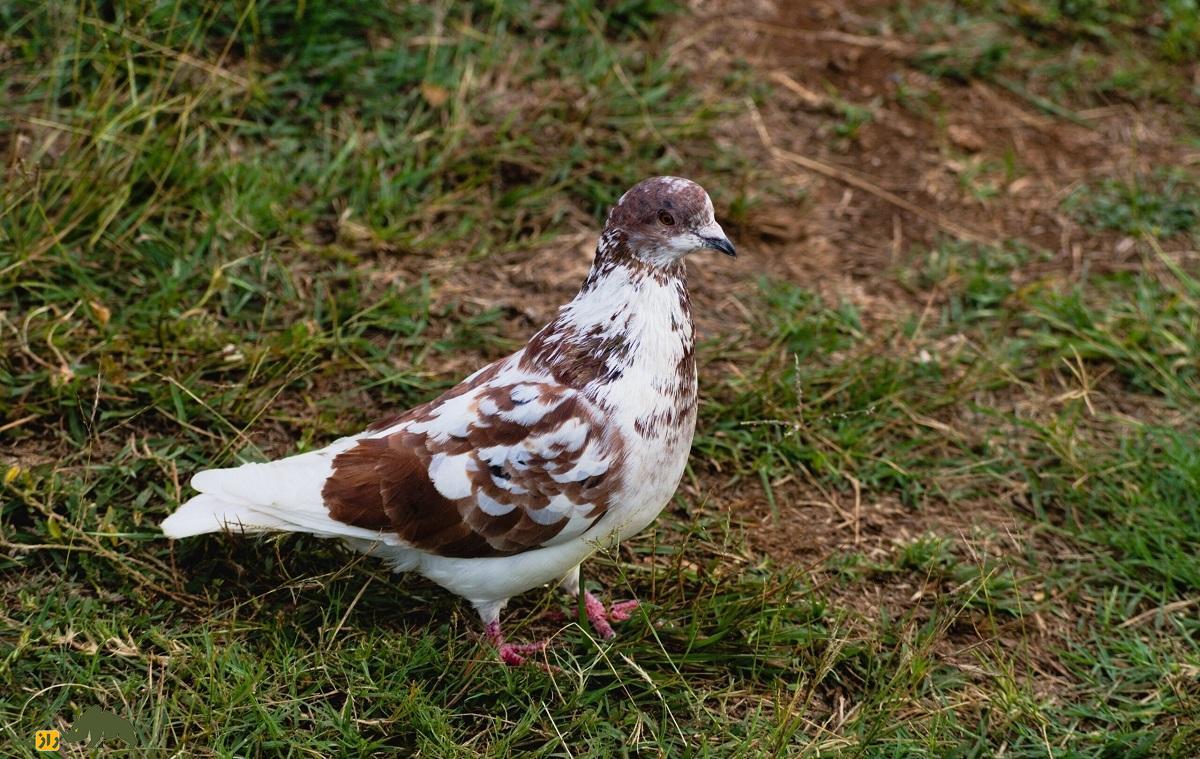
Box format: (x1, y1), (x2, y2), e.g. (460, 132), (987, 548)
(427, 0), (1194, 359)
(668, 0), (1195, 309)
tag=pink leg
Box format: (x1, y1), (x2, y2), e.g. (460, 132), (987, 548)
(582, 592), (641, 639)
(584, 591), (617, 639)
(485, 620), (549, 667)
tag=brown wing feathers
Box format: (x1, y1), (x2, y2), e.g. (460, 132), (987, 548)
(322, 380), (621, 559)
(324, 436), (495, 556)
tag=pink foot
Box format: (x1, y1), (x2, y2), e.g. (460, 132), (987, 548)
(584, 591), (616, 639)
(609, 599), (639, 622)
(485, 620), (551, 668)
(583, 592), (640, 640)
(498, 641), (548, 666)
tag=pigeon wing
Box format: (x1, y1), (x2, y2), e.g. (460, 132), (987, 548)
(322, 374), (624, 558)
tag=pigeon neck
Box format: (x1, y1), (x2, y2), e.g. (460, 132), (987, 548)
(520, 236), (693, 392)
(582, 229), (685, 287)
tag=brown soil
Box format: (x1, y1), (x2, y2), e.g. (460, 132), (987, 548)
(427, 0), (1195, 358)
(677, 0), (1193, 306)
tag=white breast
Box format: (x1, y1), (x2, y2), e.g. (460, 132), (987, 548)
(579, 273), (697, 540)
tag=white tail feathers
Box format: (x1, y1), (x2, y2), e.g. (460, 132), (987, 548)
(160, 492), (295, 537)
(160, 442), (404, 547)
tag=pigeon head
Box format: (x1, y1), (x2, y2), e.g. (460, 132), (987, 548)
(603, 176), (736, 266)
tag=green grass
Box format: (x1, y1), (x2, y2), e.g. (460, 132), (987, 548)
(4, 0), (1200, 756)
(1065, 173), (1200, 238)
(897, 0), (1200, 120)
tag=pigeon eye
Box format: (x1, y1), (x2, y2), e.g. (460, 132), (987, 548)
(658, 211), (675, 226)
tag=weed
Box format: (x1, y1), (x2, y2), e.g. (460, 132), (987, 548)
(1065, 174), (1200, 238)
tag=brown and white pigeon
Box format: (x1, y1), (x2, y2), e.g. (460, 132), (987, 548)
(161, 176), (736, 664)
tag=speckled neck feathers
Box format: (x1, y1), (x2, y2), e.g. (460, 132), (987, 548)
(521, 229), (696, 426)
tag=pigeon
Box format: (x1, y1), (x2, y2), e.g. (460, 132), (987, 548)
(161, 176), (736, 664)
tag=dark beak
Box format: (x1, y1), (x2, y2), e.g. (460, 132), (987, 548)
(702, 235), (737, 258)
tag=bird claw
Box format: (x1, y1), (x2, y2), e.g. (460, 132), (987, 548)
(609, 599), (639, 622)
(583, 591), (639, 640)
(492, 592), (640, 663)
(498, 640), (548, 667)
(485, 620), (554, 669)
